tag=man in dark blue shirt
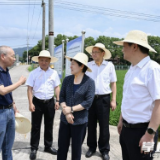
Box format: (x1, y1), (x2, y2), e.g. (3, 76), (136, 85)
(0, 46), (26, 160)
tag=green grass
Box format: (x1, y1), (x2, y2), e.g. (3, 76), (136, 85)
(28, 64), (38, 72)
(109, 70), (127, 126)
(28, 65), (33, 72)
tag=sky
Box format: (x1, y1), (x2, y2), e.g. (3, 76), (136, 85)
(0, 0), (160, 49)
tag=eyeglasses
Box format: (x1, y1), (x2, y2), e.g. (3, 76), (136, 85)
(91, 51), (102, 55)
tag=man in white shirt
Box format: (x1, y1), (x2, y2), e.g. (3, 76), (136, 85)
(114, 30), (160, 160)
(85, 43), (117, 160)
(26, 50), (60, 160)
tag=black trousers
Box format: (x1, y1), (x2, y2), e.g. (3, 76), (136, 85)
(120, 125), (158, 160)
(87, 95), (110, 153)
(57, 121), (87, 160)
(30, 97), (55, 150)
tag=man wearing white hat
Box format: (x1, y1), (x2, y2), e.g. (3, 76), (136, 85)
(85, 43), (117, 160)
(0, 46), (26, 160)
(26, 50), (60, 160)
(114, 30), (160, 160)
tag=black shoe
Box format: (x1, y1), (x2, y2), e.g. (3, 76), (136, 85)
(102, 152), (110, 160)
(44, 147), (57, 155)
(85, 149), (95, 158)
(30, 150), (37, 160)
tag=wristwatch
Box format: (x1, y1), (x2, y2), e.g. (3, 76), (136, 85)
(147, 128), (156, 135)
(71, 107), (74, 114)
(56, 100), (59, 102)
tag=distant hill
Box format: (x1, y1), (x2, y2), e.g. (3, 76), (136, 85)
(13, 47), (33, 57)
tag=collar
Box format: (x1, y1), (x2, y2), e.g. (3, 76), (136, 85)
(38, 66), (51, 72)
(92, 60), (108, 66)
(135, 56), (150, 69)
(0, 66), (8, 73)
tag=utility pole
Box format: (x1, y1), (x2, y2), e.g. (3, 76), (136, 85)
(42, 0), (45, 50)
(65, 38), (69, 77)
(81, 30), (86, 52)
(62, 40), (65, 81)
(48, 0), (54, 56)
(27, 38), (29, 65)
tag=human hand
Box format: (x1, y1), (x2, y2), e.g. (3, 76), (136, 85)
(110, 100), (117, 111)
(19, 76), (26, 85)
(66, 113), (74, 124)
(55, 102), (59, 110)
(29, 103), (35, 112)
(117, 120), (123, 135)
(139, 132), (154, 153)
(13, 103), (19, 115)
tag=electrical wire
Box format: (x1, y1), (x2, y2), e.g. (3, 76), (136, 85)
(28, 0), (36, 40)
(31, 8), (42, 40)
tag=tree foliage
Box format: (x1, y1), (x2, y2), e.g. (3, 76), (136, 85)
(22, 34), (160, 64)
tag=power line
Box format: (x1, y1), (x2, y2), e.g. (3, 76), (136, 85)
(53, 5), (160, 22)
(54, 1), (160, 19)
(54, 1), (160, 22)
(31, 8), (42, 40)
(28, 0), (36, 40)
(1, 0), (160, 22)
(26, 0), (30, 40)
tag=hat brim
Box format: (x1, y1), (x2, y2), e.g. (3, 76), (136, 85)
(15, 113), (31, 134)
(65, 56), (92, 72)
(113, 40), (157, 53)
(32, 56), (58, 63)
(85, 46), (111, 59)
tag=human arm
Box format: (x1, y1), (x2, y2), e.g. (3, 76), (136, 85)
(0, 76), (26, 96)
(117, 113), (123, 135)
(139, 100), (160, 152)
(110, 82), (117, 111)
(27, 86), (35, 112)
(62, 104), (85, 115)
(139, 68), (160, 152)
(62, 79), (95, 115)
(54, 85), (60, 110)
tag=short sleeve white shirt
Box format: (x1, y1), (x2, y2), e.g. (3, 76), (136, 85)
(26, 67), (61, 100)
(121, 56), (160, 123)
(86, 60), (117, 95)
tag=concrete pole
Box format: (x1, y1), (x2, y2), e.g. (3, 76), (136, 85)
(81, 30), (86, 52)
(66, 38), (69, 55)
(65, 38), (69, 77)
(62, 40), (65, 80)
(48, 0), (54, 56)
(16, 54), (19, 63)
(42, 0), (45, 50)
(27, 38), (29, 65)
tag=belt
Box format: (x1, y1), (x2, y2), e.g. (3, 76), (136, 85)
(123, 119), (149, 128)
(0, 104), (13, 109)
(34, 96), (53, 103)
(94, 94), (110, 99)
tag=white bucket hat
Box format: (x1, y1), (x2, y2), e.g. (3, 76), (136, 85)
(85, 43), (111, 59)
(65, 52), (92, 72)
(15, 113), (31, 134)
(113, 30), (156, 53)
(32, 50), (58, 63)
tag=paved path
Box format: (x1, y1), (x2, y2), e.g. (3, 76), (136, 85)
(1, 65), (159, 160)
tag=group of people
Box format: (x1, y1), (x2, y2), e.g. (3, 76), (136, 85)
(0, 29), (160, 160)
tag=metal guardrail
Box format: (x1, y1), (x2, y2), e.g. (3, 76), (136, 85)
(115, 65), (130, 70)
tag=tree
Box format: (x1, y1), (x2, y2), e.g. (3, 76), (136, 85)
(22, 34), (160, 65)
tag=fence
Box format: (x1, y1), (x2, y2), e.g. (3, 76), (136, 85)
(115, 65), (130, 70)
